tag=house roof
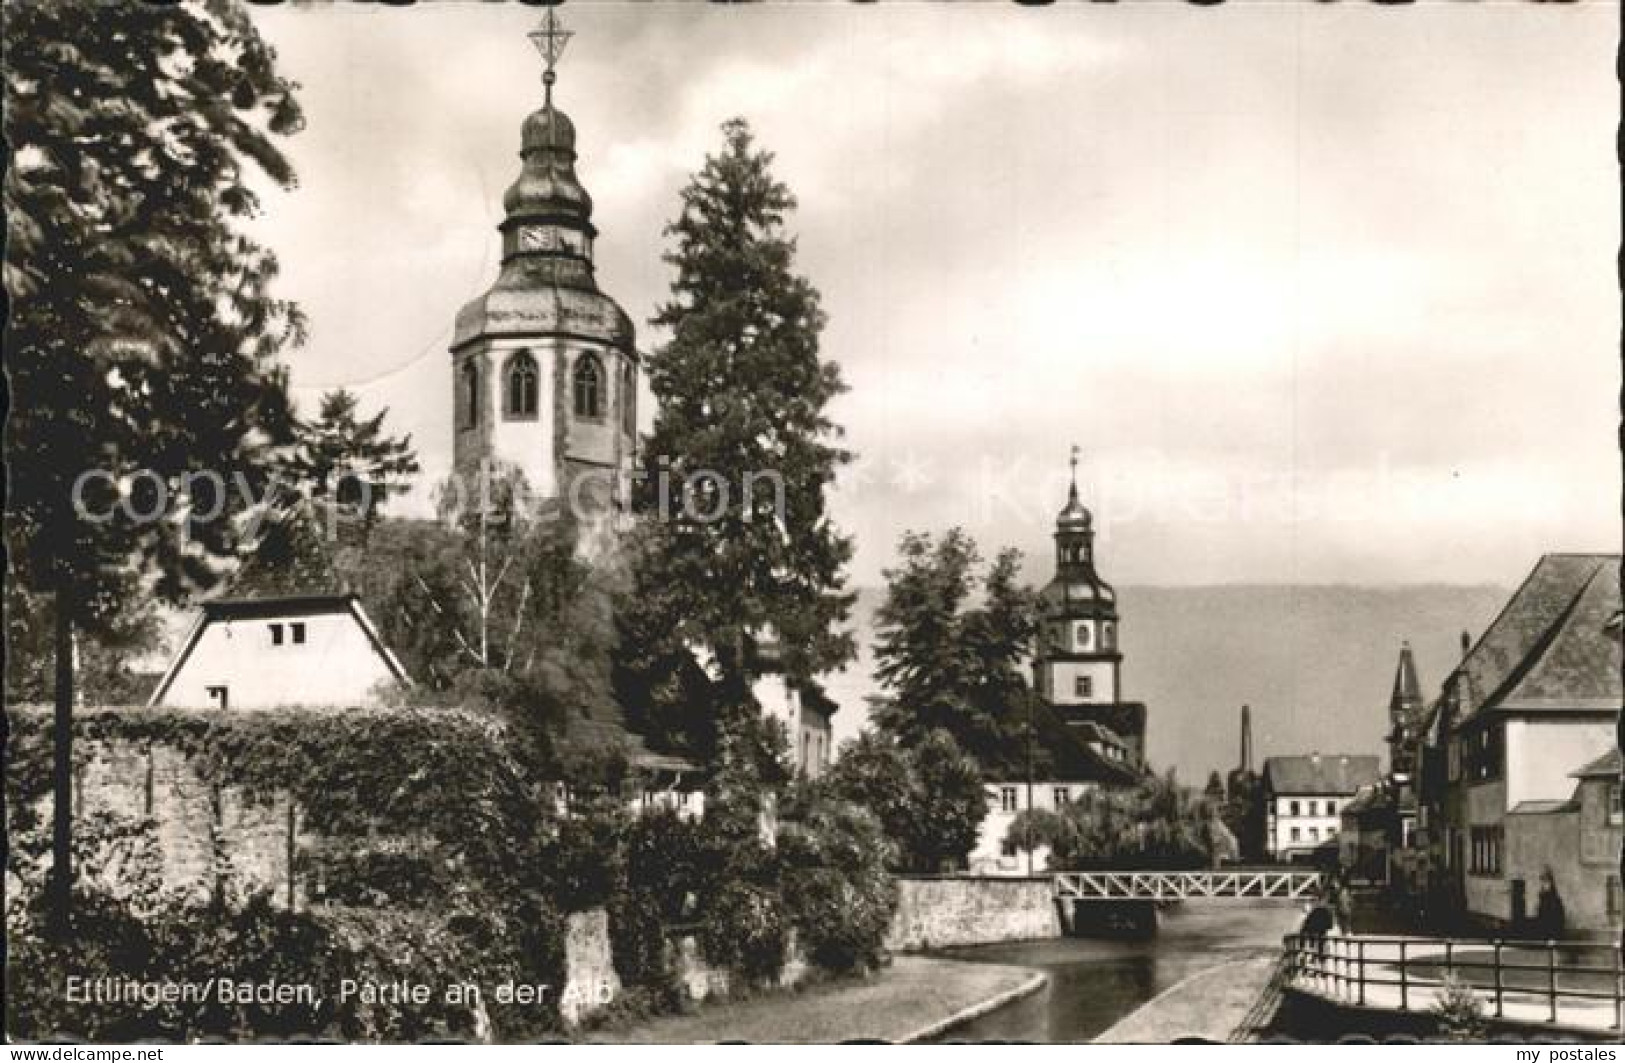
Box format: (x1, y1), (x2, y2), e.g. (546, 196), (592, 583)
(1508, 799), (1577, 815)
(223, 503), (349, 601)
(1341, 785), (1382, 816)
(1262, 754), (1381, 796)
(1571, 748), (1622, 779)
(1454, 554), (1622, 718)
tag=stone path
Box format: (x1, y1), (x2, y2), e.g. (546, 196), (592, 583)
(587, 955), (1044, 1044)
(1095, 955), (1286, 1043)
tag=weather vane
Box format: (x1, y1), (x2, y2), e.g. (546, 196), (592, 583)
(528, 5), (573, 103)
(1070, 444), (1081, 485)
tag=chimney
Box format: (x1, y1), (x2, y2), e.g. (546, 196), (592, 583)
(1460, 631), (1471, 658)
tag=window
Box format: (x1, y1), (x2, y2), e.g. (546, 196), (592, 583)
(506, 352), (538, 419)
(1001, 839), (1018, 858)
(1609, 784), (1622, 826)
(1102, 622), (1116, 650)
(1290, 801), (1301, 817)
(1327, 801), (1337, 816)
(269, 623), (284, 646)
(1469, 825), (1504, 876)
(461, 360), (481, 429)
(573, 352), (603, 419)
(1308, 801), (1318, 816)
(206, 685), (229, 710)
(1000, 787), (1019, 813)
(621, 360), (636, 434)
(1075, 622), (1092, 649)
(1290, 827), (1301, 842)
(1308, 827), (1319, 841)
(1609, 877), (1622, 923)
(1464, 724), (1504, 782)
(291, 622), (306, 645)
(1074, 676), (1092, 698)
(1053, 787), (1071, 807)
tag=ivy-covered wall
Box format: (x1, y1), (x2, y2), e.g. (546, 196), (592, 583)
(6, 705), (897, 1041)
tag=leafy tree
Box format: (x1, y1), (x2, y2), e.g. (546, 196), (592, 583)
(630, 116), (855, 752)
(1223, 768), (1265, 862)
(910, 730), (991, 872)
(368, 470), (619, 768)
(871, 529), (983, 748)
(3, 0), (305, 931)
(870, 529), (1040, 770)
(280, 389), (419, 529)
(1005, 771), (1212, 871)
(824, 728), (987, 873)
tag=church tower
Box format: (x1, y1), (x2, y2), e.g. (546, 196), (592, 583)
(1386, 641), (1425, 780)
(449, 10), (638, 518)
(1034, 449), (1147, 764)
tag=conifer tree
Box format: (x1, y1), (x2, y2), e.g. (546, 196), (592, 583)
(632, 118), (855, 745)
(3, 0), (304, 930)
(282, 389), (419, 528)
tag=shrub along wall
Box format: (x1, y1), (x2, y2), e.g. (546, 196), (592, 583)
(7, 704), (567, 1042)
(6, 706), (900, 1041)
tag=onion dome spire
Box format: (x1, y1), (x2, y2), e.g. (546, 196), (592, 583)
(1057, 444), (1093, 529)
(450, 6), (633, 353)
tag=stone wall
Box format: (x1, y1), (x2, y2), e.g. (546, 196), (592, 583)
(52, 736), (813, 1028)
(884, 875), (1062, 952)
(66, 740), (299, 907)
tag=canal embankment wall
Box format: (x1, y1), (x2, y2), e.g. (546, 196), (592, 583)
(885, 875), (1062, 951)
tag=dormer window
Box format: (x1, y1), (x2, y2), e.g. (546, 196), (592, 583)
(573, 352), (603, 419)
(506, 352), (539, 419)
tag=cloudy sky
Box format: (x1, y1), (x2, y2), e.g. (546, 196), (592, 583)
(248, 2), (1619, 591)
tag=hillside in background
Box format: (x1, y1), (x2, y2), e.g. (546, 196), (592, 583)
(823, 583), (1512, 786)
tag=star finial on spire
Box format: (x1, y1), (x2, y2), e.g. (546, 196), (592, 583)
(529, 5), (573, 104)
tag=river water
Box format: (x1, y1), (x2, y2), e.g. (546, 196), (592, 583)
(930, 899), (1306, 1042)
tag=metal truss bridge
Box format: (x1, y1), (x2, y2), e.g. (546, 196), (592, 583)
(1054, 869), (1324, 902)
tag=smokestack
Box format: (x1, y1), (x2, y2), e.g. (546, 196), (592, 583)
(1239, 704), (1253, 775)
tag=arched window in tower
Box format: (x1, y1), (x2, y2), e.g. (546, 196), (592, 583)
(573, 352), (603, 420)
(620, 359), (636, 435)
(505, 352), (539, 420)
(461, 360), (481, 429)
(1102, 621), (1116, 650)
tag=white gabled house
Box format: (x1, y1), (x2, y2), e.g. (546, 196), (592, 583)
(148, 509), (409, 711)
(149, 591), (409, 711)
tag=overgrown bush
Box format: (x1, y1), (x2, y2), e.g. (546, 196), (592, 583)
(777, 789), (897, 973)
(700, 879), (789, 986)
(5, 706), (570, 1042)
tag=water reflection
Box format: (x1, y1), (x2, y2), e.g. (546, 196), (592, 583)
(931, 899), (1304, 1043)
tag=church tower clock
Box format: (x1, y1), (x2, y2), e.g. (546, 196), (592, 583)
(448, 9), (638, 518)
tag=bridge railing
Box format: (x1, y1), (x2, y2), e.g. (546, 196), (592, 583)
(1283, 932), (1625, 1032)
(1055, 870), (1323, 901)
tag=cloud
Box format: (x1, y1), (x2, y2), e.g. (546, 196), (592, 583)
(249, 3), (1618, 588)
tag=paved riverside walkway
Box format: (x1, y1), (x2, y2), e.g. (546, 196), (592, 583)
(1094, 955), (1286, 1043)
(588, 955), (1045, 1044)
(1288, 937), (1622, 1036)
